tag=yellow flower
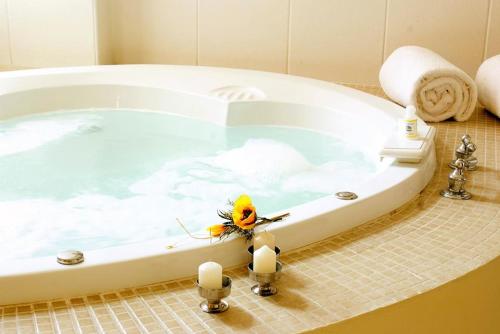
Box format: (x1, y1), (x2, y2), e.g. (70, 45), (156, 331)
(232, 194), (257, 230)
(207, 224), (227, 237)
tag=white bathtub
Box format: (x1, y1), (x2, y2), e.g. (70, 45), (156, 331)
(0, 65), (436, 305)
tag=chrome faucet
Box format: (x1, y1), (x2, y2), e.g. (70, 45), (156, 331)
(441, 158), (472, 200)
(449, 134), (478, 171)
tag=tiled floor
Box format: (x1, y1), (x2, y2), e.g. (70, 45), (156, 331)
(1, 85), (499, 334)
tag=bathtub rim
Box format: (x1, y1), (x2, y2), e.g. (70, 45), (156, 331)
(0, 65), (436, 305)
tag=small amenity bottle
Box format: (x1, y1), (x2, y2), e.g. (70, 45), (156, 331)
(404, 105), (418, 139)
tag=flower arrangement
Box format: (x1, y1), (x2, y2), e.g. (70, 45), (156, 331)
(207, 194), (289, 240)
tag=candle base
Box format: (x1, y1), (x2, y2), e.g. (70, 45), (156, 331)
(250, 284), (278, 296)
(199, 300), (229, 313)
(196, 276), (231, 313)
(248, 262), (282, 297)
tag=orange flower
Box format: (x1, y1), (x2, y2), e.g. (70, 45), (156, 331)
(207, 224), (227, 237)
(232, 194), (257, 230)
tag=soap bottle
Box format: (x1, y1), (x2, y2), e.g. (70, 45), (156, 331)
(403, 105), (418, 139)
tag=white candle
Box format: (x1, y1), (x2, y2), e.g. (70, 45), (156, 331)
(254, 231), (275, 251)
(198, 262), (222, 289)
(253, 245), (276, 273)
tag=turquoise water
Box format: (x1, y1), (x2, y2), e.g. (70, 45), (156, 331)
(0, 109), (378, 260)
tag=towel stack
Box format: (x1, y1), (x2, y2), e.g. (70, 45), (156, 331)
(475, 55), (500, 118)
(380, 46), (478, 122)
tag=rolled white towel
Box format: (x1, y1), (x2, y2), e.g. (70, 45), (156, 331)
(380, 46), (478, 122)
(476, 55), (500, 118)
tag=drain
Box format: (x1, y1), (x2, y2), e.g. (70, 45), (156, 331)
(335, 191), (358, 200)
(57, 250), (84, 265)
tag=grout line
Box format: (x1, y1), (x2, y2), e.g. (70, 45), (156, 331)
(67, 304), (84, 334)
(186, 308), (218, 334)
(137, 295), (174, 334)
(153, 294), (193, 333)
(48, 304), (62, 334)
(15, 309), (20, 334)
(381, 0), (390, 64)
(119, 298), (149, 334)
(482, 0), (493, 60)
(196, 0), (199, 66)
(103, 302), (127, 334)
(84, 300), (106, 334)
(286, 0), (292, 74)
(91, 0), (99, 65)
(32, 309), (42, 334)
(109, 0), (117, 65)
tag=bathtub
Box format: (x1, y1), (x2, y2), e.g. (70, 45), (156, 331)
(0, 65), (436, 305)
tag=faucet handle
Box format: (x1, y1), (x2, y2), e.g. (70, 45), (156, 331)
(441, 158), (472, 200)
(461, 134), (476, 155)
(449, 134), (478, 171)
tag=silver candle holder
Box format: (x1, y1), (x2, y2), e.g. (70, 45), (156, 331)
(196, 275), (232, 313)
(247, 245), (281, 260)
(248, 262), (282, 296)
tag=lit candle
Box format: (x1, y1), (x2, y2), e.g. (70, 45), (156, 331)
(198, 262), (222, 289)
(254, 231), (275, 251)
(253, 245), (276, 273)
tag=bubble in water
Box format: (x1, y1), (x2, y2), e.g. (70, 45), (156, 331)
(211, 139), (312, 178)
(0, 117), (100, 157)
(0, 110), (379, 261)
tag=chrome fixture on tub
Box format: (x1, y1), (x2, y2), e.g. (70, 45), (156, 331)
(196, 276), (232, 313)
(57, 250), (84, 265)
(335, 191), (358, 200)
(441, 158), (472, 200)
(449, 134), (478, 171)
(248, 262), (282, 296)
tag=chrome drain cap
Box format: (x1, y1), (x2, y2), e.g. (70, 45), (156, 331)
(57, 250), (84, 265)
(335, 191), (358, 200)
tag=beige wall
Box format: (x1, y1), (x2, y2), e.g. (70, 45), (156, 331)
(109, 0), (500, 85)
(0, 0), (100, 68)
(0, 0), (499, 84)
